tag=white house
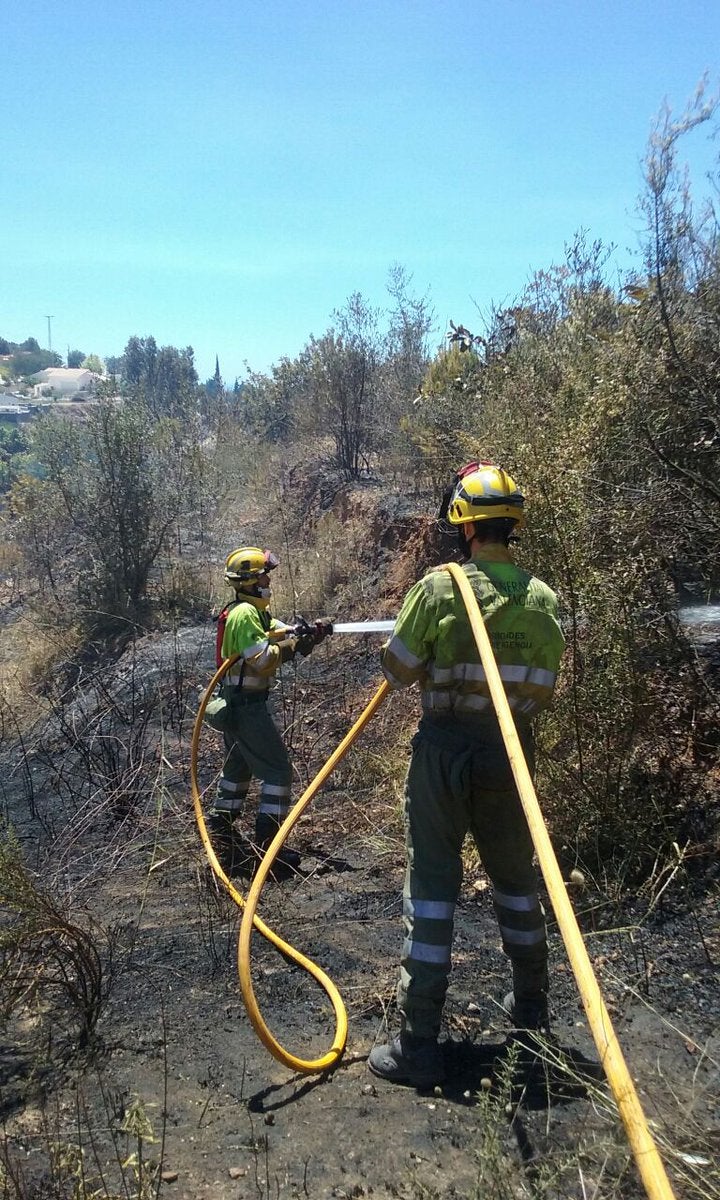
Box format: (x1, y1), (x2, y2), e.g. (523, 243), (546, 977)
(32, 368), (98, 398)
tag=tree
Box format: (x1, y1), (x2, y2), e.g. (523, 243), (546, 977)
(6, 474), (67, 598)
(104, 354), (125, 377)
(611, 81), (720, 598)
(0, 425), (31, 493)
(307, 293), (383, 478)
(27, 395), (205, 611)
(81, 354), (104, 374)
(383, 264), (434, 409)
(121, 335), (198, 419)
(11, 349), (62, 376)
(205, 356), (223, 397)
(67, 349), (85, 368)
(405, 343), (482, 487)
(202, 356), (225, 422)
(124, 335), (157, 387)
(242, 354), (311, 442)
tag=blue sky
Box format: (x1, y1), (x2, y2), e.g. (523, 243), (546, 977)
(3, 0), (718, 385)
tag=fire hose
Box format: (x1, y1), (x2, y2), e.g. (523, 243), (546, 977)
(190, 571), (674, 1200)
(191, 651), (387, 1073)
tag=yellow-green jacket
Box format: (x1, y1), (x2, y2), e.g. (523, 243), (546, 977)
(381, 544), (564, 721)
(221, 602), (293, 694)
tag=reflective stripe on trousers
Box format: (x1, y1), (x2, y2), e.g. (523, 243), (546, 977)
(493, 887), (547, 953)
(212, 778), (250, 815)
(258, 782), (292, 819)
(401, 897), (455, 966)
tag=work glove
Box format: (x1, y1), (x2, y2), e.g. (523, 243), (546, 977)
(292, 616), (333, 657)
(276, 637), (299, 664)
(293, 616), (315, 657)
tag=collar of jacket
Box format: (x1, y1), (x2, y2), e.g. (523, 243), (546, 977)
(232, 599), (273, 629)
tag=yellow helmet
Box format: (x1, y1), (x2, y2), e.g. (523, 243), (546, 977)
(225, 549), (278, 590)
(441, 462), (525, 527)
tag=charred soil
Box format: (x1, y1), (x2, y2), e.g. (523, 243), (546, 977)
(1, 611), (719, 1199)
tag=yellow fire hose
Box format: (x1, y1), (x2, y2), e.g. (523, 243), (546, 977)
(192, 573), (675, 1199)
(443, 562), (675, 1200)
(190, 651), (388, 1073)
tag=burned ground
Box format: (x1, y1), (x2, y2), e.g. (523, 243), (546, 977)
(1, 621), (718, 1200)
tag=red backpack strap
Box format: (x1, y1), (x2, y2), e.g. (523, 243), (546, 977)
(215, 602), (233, 668)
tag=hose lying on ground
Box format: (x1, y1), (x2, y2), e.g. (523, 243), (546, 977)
(190, 653), (387, 1073)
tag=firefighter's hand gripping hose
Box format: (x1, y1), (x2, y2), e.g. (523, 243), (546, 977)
(190, 652), (389, 1075)
(443, 562), (675, 1200)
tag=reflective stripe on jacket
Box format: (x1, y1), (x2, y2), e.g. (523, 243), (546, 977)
(221, 603), (287, 693)
(381, 544), (564, 719)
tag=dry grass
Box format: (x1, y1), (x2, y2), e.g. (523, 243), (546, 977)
(0, 830), (108, 1055)
(0, 605), (83, 724)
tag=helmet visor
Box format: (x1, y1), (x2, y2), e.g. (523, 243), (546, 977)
(456, 459), (495, 480)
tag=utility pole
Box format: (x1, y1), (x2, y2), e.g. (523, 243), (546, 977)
(45, 315), (54, 353)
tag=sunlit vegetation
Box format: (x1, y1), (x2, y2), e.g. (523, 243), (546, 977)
(0, 92), (718, 1200)
(1, 94), (718, 883)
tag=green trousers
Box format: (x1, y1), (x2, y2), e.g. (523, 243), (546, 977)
(204, 687), (292, 826)
(397, 716), (548, 1038)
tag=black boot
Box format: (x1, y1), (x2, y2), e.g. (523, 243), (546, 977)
(502, 989), (557, 1087)
(503, 990), (550, 1032)
(254, 815), (301, 875)
(205, 812), (252, 876)
(505, 958), (550, 1032)
(368, 1030), (444, 1088)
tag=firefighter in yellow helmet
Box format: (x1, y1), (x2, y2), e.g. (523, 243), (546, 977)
(204, 547), (332, 877)
(368, 463), (564, 1087)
